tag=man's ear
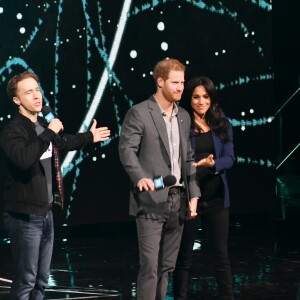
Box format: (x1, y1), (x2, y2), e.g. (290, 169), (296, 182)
(157, 77), (164, 88)
(12, 97), (20, 106)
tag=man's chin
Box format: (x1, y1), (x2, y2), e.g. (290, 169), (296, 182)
(36, 106), (43, 112)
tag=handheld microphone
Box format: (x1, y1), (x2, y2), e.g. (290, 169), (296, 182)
(134, 175), (176, 193)
(41, 106), (65, 142)
(41, 105), (57, 123)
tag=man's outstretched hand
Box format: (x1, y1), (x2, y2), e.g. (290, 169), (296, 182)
(89, 119), (111, 143)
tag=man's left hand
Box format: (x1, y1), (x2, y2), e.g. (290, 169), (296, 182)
(89, 119), (111, 143)
(189, 197), (198, 218)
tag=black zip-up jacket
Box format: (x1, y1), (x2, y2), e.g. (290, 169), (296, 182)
(0, 112), (93, 216)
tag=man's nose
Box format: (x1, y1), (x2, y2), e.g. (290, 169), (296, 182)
(177, 83), (184, 90)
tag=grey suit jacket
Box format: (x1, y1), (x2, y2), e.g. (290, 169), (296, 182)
(119, 95), (200, 218)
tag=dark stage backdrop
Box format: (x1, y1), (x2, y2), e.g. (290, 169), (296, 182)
(0, 0), (276, 226)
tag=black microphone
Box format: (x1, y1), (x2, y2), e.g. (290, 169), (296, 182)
(41, 105), (57, 123)
(134, 175), (176, 193)
(41, 106), (65, 142)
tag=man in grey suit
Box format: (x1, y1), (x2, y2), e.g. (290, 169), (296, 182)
(119, 58), (201, 300)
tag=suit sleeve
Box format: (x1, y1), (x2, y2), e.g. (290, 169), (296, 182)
(118, 107), (146, 185)
(183, 114), (201, 200)
(214, 123), (235, 172)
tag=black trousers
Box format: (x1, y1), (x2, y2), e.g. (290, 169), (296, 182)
(173, 201), (234, 300)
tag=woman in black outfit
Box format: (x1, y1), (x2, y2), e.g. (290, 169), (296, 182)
(173, 76), (235, 300)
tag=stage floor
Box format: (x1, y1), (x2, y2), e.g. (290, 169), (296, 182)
(0, 213), (299, 300)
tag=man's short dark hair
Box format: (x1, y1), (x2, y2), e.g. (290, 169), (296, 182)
(7, 71), (39, 101)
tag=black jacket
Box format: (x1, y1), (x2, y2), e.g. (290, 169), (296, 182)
(0, 112), (93, 216)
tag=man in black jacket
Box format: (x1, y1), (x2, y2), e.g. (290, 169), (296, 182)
(0, 71), (110, 300)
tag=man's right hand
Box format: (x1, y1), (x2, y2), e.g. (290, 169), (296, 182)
(137, 178), (155, 192)
(48, 118), (64, 134)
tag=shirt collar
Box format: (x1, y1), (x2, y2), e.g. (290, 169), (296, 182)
(157, 101), (178, 117)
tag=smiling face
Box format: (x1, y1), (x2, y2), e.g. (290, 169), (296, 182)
(191, 85), (211, 118)
(13, 77), (43, 121)
(158, 70), (185, 103)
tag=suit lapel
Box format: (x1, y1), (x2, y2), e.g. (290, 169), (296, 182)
(177, 109), (187, 166)
(148, 96), (171, 159)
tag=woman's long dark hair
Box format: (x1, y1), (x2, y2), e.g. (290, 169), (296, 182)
(181, 76), (229, 142)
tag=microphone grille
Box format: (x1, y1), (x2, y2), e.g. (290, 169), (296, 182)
(163, 175), (176, 187)
(41, 105), (53, 115)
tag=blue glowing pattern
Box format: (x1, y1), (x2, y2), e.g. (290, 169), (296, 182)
(129, 0), (271, 57)
(236, 156), (274, 168)
(61, 0), (132, 176)
(216, 74), (273, 90)
(229, 116), (274, 127)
